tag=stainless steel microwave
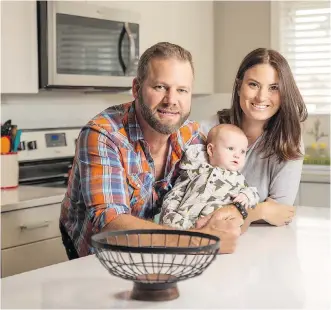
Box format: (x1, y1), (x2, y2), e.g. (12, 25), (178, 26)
(37, 1), (140, 90)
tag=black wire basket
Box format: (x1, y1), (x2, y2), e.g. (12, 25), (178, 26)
(91, 229), (220, 301)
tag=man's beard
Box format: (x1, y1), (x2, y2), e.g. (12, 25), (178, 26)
(137, 91), (190, 135)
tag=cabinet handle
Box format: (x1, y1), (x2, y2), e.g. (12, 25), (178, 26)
(20, 221), (50, 230)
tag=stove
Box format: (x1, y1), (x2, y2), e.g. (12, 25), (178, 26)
(18, 127), (81, 188)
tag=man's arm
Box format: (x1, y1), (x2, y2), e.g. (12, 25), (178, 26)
(77, 126), (131, 234)
(104, 212), (242, 254)
(79, 126), (241, 253)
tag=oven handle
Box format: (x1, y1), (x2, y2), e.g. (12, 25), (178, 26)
(20, 221), (50, 230)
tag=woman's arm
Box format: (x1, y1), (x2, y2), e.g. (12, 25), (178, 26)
(241, 198), (296, 233)
(241, 154), (303, 232)
(268, 157), (303, 205)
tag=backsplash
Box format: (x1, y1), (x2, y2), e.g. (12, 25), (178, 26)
(0, 92), (231, 129)
(1, 92), (330, 166)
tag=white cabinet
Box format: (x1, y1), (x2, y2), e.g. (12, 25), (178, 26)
(1, 0), (38, 94)
(1, 237), (67, 278)
(1, 203), (68, 277)
(86, 1), (214, 94)
(298, 182), (330, 208)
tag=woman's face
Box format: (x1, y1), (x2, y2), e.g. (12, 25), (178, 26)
(238, 64), (281, 123)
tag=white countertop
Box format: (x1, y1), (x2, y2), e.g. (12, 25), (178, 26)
(1, 186), (66, 212)
(0, 165), (327, 213)
(1, 206), (330, 309)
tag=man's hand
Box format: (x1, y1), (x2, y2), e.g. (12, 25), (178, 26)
(196, 206), (243, 254)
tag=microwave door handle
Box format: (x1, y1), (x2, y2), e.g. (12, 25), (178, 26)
(124, 22), (136, 75)
(118, 26), (127, 74)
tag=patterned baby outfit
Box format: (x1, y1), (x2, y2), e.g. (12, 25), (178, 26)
(160, 144), (259, 229)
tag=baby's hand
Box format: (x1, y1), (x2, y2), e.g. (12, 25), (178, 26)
(232, 193), (249, 209)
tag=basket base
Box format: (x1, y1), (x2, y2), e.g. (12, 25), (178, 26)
(131, 281), (179, 301)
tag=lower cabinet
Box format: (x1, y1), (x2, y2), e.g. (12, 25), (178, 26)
(1, 203), (68, 277)
(297, 182), (330, 208)
(1, 237), (68, 278)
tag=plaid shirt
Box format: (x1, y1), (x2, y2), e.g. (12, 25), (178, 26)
(60, 101), (204, 257)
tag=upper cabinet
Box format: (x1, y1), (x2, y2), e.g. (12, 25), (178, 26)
(1, 1), (38, 94)
(86, 1), (214, 94)
(1, 1), (213, 95)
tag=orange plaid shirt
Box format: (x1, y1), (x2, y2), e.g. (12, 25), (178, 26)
(60, 101), (204, 256)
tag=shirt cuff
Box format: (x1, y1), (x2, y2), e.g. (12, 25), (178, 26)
(90, 204), (131, 233)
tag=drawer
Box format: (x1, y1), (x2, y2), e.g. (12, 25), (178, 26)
(1, 237), (68, 278)
(1, 203), (62, 249)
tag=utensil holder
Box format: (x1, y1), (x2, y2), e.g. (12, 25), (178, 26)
(1, 152), (19, 189)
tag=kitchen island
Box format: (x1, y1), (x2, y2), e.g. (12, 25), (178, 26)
(1, 206), (330, 309)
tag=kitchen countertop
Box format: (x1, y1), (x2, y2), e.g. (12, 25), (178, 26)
(1, 206), (330, 309)
(0, 165), (327, 213)
(1, 186), (67, 212)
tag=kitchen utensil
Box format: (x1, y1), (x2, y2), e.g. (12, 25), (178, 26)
(1, 120), (12, 137)
(12, 129), (22, 152)
(0, 136), (11, 154)
(91, 229), (219, 301)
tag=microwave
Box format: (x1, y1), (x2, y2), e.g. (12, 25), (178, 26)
(37, 1), (140, 91)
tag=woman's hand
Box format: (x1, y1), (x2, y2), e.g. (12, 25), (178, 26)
(196, 206), (243, 254)
(259, 198), (296, 226)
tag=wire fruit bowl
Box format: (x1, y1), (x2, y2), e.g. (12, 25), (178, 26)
(91, 229), (220, 301)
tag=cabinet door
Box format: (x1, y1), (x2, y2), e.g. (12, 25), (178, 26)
(1, 1), (38, 93)
(1, 237), (68, 278)
(300, 182), (330, 208)
(1, 203), (62, 249)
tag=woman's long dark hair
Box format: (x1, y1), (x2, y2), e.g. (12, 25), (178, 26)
(218, 48), (308, 162)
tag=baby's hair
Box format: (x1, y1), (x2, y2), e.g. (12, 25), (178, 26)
(207, 124), (247, 145)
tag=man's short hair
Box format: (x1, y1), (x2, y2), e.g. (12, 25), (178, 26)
(136, 42), (194, 85)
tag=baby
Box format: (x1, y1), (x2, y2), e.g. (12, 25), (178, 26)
(160, 124), (259, 230)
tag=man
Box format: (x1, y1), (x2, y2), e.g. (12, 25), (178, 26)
(59, 42), (243, 259)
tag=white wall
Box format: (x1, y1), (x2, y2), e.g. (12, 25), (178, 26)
(1, 92), (132, 129)
(214, 1), (271, 93)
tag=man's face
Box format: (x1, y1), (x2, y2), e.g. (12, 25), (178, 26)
(133, 58), (193, 135)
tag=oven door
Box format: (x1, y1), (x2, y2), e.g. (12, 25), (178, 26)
(38, 1), (140, 89)
(19, 158), (72, 188)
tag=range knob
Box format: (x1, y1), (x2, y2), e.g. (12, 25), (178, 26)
(18, 141), (26, 151)
(27, 140), (37, 150)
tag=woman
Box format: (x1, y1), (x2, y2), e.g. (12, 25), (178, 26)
(200, 48), (308, 230)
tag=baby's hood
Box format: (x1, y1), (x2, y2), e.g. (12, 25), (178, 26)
(180, 144), (209, 170)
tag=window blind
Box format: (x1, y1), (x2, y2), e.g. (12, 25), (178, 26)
(277, 1), (331, 113)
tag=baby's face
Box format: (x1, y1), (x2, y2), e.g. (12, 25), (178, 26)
(207, 130), (248, 171)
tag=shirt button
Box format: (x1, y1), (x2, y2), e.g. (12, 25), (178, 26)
(213, 174), (216, 177)
(209, 181), (213, 184)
